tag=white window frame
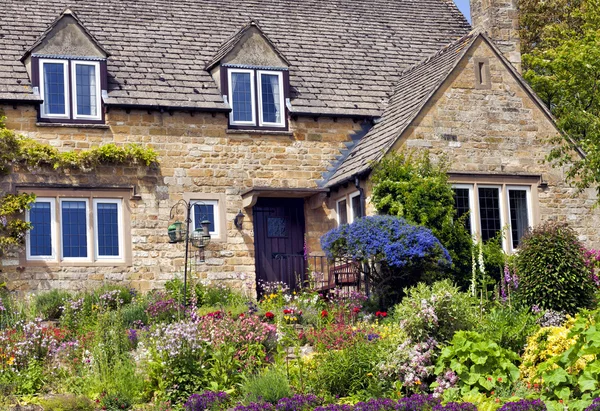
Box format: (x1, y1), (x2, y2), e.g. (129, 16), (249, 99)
(476, 184), (505, 243)
(59, 198), (92, 262)
(93, 199), (123, 261)
(257, 70), (285, 128)
(71, 60), (102, 121)
(336, 198), (349, 226)
(348, 191), (362, 224)
(26, 198), (57, 261)
(190, 199), (219, 237)
(228, 69), (256, 126)
(451, 184), (476, 236)
(506, 185), (533, 252)
(39, 59), (70, 119)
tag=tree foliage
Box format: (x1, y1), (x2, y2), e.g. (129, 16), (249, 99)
(370, 151), (474, 288)
(521, 0), (600, 198)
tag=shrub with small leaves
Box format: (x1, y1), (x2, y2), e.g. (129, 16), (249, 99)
(515, 222), (596, 314)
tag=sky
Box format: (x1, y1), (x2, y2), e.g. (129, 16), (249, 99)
(454, 0), (471, 22)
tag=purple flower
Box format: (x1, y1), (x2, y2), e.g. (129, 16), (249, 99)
(584, 398), (600, 411)
(185, 391), (229, 411)
(498, 399), (546, 411)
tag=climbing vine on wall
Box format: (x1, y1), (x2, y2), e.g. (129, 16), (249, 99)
(0, 114), (159, 258)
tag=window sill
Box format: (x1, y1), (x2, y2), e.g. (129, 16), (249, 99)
(22, 260), (132, 268)
(226, 129), (293, 136)
(36, 122), (110, 129)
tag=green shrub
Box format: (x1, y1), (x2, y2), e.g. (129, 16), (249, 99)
(371, 151), (474, 289)
(310, 339), (382, 398)
(476, 304), (540, 354)
(393, 280), (478, 343)
(100, 392), (133, 411)
(121, 299), (149, 327)
(34, 289), (71, 320)
(39, 395), (95, 411)
(515, 222), (596, 314)
(434, 331), (520, 395)
(241, 367), (292, 404)
(195, 282), (247, 307)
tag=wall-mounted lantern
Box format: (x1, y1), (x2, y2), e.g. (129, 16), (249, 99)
(234, 210), (244, 229)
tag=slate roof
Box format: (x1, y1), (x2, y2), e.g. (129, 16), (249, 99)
(0, 0), (470, 114)
(324, 31), (479, 187)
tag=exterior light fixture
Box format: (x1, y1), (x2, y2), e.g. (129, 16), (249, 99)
(234, 210), (244, 229)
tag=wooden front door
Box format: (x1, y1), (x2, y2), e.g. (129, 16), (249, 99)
(253, 198), (306, 295)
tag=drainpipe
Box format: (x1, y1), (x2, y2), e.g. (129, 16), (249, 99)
(354, 175), (370, 297)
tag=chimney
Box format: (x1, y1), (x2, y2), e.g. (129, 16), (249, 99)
(470, 0), (521, 72)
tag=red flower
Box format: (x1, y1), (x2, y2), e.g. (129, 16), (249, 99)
(381, 311), (387, 317)
(265, 311), (274, 319)
(352, 307), (360, 313)
(321, 310), (328, 318)
(239, 313), (245, 318)
(375, 311), (388, 317)
(283, 309), (292, 314)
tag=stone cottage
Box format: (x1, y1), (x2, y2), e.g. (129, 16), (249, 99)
(0, 0), (597, 294)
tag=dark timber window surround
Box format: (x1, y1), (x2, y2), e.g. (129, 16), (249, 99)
(222, 65), (289, 131)
(32, 56), (107, 124)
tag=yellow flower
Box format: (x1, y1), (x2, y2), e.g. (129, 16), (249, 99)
(367, 372), (373, 377)
(7, 357), (15, 366)
(415, 379), (422, 385)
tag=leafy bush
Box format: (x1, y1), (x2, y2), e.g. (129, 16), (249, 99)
(370, 151), (474, 289)
(39, 395), (95, 411)
(536, 309), (600, 402)
(321, 215), (451, 308)
(393, 280), (478, 343)
(241, 367), (292, 404)
(515, 222), (595, 314)
(476, 304), (540, 353)
(34, 289), (72, 320)
(434, 331), (520, 395)
(100, 392), (133, 411)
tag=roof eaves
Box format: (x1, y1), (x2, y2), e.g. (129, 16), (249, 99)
(21, 7), (110, 63)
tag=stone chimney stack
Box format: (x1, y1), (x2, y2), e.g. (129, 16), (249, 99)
(470, 0), (521, 72)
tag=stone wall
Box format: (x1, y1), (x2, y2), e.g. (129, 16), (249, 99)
(373, 37), (600, 248)
(0, 104), (363, 293)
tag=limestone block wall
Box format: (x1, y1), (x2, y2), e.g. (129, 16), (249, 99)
(379, 37), (600, 247)
(0, 105), (362, 293)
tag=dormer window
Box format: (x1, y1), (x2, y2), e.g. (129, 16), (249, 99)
(38, 58), (103, 122)
(226, 67), (287, 129)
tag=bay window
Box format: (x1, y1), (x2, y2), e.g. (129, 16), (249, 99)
(451, 183), (534, 251)
(37, 58), (104, 123)
(226, 66), (287, 129)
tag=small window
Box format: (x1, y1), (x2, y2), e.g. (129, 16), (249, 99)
(40, 60), (69, 118)
(337, 199), (348, 225)
(38, 58), (104, 122)
(349, 192), (362, 223)
(474, 58), (491, 89)
(226, 66), (286, 129)
(94, 199), (122, 260)
(26, 199), (56, 260)
(60, 199), (90, 259)
(192, 200), (219, 237)
(478, 186), (502, 242)
(508, 187), (531, 249)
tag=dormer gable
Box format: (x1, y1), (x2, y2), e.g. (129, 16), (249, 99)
(22, 8), (108, 124)
(205, 20), (289, 71)
(22, 8), (109, 62)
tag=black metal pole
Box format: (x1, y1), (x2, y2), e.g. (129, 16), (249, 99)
(183, 201), (191, 307)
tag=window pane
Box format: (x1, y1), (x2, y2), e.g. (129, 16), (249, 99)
(76, 64), (97, 116)
(29, 202), (52, 256)
(97, 203), (119, 256)
(61, 201), (87, 258)
(231, 72), (253, 122)
(194, 203), (215, 233)
(509, 189), (529, 249)
(338, 199), (348, 225)
(43, 62), (66, 115)
(478, 187), (501, 242)
(453, 188), (472, 233)
(261, 73), (281, 124)
(351, 195), (362, 221)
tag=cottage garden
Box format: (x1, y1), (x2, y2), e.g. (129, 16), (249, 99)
(2, 147), (600, 411)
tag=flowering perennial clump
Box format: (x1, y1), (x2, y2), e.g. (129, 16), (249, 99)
(184, 391), (230, 411)
(584, 398), (600, 411)
(498, 399), (546, 411)
(378, 338), (438, 390)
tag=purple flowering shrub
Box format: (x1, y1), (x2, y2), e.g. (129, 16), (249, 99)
(498, 399), (546, 411)
(321, 216), (451, 307)
(146, 293), (184, 324)
(378, 338), (438, 393)
(185, 391), (230, 411)
(584, 398), (600, 411)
